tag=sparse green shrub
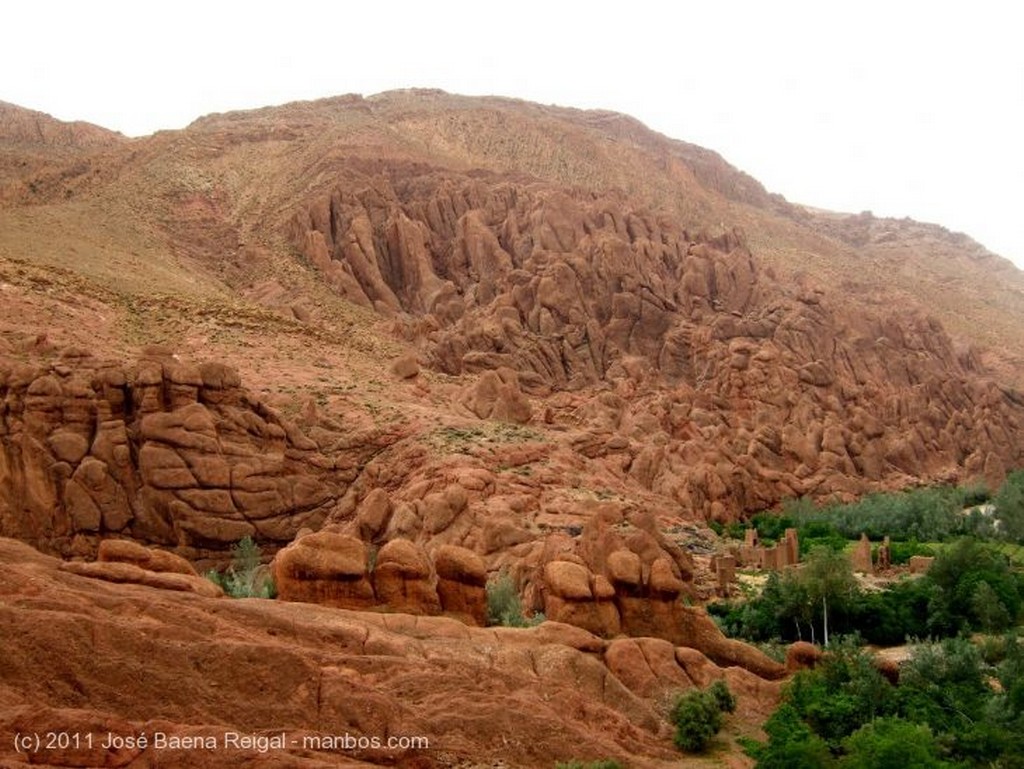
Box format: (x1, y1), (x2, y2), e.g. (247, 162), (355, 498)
(206, 536), (276, 598)
(708, 679), (737, 713)
(554, 761), (624, 769)
(671, 681), (735, 753)
(486, 569), (543, 627)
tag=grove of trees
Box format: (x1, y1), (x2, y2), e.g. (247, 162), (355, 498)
(711, 538), (1024, 645)
(746, 637), (1024, 767)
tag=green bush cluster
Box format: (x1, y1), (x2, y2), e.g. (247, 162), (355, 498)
(726, 477), (1024, 551)
(485, 569), (544, 627)
(748, 637), (1024, 767)
(670, 680), (736, 753)
(205, 536), (276, 598)
(710, 539), (1024, 645)
(995, 470), (1024, 542)
(554, 761), (623, 769)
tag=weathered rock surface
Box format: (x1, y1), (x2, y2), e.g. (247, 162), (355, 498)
(272, 530), (376, 608)
(371, 537), (441, 614)
(97, 538), (198, 575)
(0, 353), (391, 557)
(0, 100), (124, 148)
(458, 367), (533, 423)
(4, 89), (1024, 766)
(1, 537), (782, 767)
(433, 543), (488, 624)
(289, 169), (1024, 521)
(59, 559), (223, 598)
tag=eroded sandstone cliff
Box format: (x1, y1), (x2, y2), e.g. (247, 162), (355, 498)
(290, 168), (1024, 520)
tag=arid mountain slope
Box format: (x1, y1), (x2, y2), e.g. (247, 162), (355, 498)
(2, 90), (1023, 546)
(2, 88), (1023, 768)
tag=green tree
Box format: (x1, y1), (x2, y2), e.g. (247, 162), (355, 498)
(671, 681), (736, 753)
(898, 638), (1005, 763)
(995, 470), (1024, 542)
(751, 703), (833, 768)
(925, 538), (1021, 635)
(802, 547), (858, 646)
(778, 569), (814, 642)
(971, 581), (1012, 632)
(787, 640), (896, 748)
(840, 717), (949, 768)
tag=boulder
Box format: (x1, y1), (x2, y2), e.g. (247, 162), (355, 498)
(59, 560), (222, 598)
(606, 549), (642, 589)
(372, 538), (440, 614)
(390, 354), (420, 379)
(543, 560), (620, 637)
(97, 539), (197, 576)
(785, 641), (823, 672)
(272, 532), (375, 609)
(434, 545), (487, 625)
(459, 368), (532, 424)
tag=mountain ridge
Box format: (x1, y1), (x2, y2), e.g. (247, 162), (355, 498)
(1, 87), (1023, 768)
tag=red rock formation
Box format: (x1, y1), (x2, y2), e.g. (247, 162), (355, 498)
(1, 536), (782, 767)
(0, 101), (124, 148)
(434, 544), (488, 625)
(290, 171), (1024, 520)
(58, 559), (223, 598)
(786, 641), (824, 672)
(97, 538), (198, 575)
(371, 538), (440, 614)
(0, 352), (391, 557)
(272, 530), (375, 608)
(458, 367), (533, 423)
(543, 558), (621, 636)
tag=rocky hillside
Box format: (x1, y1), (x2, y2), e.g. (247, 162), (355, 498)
(0, 538), (783, 768)
(1, 90), (1023, 766)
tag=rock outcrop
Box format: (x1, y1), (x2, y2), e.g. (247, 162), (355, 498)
(1, 536), (783, 768)
(434, 544), (488, 624)
(543, 558), (621, 637)
(290, 171), (1024, 520)
(58, 559), (223, 598)
(272, 531), (376, 608)
(97, 538), (198, 575)
(0, 351), (389, 557)
(371, 537), (441, 614)
(0, 101), (124, 148)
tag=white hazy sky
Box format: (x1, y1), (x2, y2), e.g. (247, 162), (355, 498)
(4, 1), (1022, 268)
